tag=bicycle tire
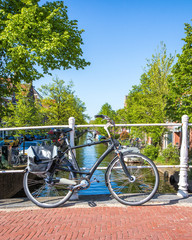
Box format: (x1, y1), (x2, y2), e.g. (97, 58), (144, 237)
(23, 166), (75, 208)
(106, 151), (159, 206)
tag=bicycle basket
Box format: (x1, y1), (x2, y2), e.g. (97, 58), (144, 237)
(27, 145), (58, 173)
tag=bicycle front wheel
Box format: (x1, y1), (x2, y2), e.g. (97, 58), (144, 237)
(106, 152), (159, 206)
(23, 167), (75, 208)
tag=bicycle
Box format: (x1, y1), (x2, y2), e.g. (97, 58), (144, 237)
(23, 115), (159, 208)
(12, 152), (28, 166)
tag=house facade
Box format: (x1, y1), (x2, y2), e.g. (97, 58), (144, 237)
(162, 126), (181, 149)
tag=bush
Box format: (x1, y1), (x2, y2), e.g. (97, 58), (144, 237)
(142, 145), (159, 160)
(114, 133), (120, 139)
(119, 139), (131, 146)
(159, 143), (180, 165)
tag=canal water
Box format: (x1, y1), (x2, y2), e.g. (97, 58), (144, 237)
(75, 133), (177, 196)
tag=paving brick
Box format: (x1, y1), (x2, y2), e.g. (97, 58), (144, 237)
(1, 205), (192, 240)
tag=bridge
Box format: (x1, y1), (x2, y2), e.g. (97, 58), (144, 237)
(0, 115), (191, 199)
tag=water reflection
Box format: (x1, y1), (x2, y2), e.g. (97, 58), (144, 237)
(76, 133), (114, 195)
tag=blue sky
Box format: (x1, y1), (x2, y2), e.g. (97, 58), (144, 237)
(35, 0), (192, 119)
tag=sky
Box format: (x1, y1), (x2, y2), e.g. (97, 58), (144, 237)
(35, 0), (192, 119)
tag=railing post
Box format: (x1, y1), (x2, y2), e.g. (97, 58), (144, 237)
(177, 115), (189, 198)
(68, 117), (75, 147)
(68, 117), (78, 200)
(68, 117), (78, 169)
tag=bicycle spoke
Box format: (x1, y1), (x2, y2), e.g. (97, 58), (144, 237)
(32, 185), (46, 198)
(27, 179), (45, 187)
(106, 153), (159, 205)
(24, 170), (74, 208)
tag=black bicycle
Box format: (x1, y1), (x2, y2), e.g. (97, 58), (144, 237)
(23, 115), (159, 208)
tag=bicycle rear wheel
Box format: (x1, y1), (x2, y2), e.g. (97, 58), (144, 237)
(23, 167), (75, 208)
(106, 152), (159, 205)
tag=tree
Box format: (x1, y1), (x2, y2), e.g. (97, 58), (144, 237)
(0, 0), (90, 115)
(2, 83), (43, 151)
(39, 78), (87, 125)
(91, 103), (116, 136)
(122, 43), (174, 145)
(166, 20), (192, 122)
(98, 103), (116, 119)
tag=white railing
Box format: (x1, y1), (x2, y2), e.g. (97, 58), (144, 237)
(0, 115), (191, 198)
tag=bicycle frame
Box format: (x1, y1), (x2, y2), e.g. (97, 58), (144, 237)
(57, 137), (115, 180)
(56, 133), (134, 182)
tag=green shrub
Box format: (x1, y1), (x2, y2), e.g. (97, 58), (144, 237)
(159, 143), (180, 165)
(142, 145), (159, 160)
(114, 133), (120, 139)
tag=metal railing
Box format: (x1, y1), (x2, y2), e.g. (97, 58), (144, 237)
(0, 115), (191, 198)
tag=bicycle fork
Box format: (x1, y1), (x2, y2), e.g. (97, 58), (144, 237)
(118, 152), (136, 182)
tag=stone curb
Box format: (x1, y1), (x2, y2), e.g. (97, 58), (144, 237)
(0, 193), (192, 210)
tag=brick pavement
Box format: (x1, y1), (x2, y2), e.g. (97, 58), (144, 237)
(0, 205), (192, 240)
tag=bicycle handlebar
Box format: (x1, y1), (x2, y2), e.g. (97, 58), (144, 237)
(94, 115), (115, 138)
(95, 115), (115, 125)
(95, 115), (109, 120)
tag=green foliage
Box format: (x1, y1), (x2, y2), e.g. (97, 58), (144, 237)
(98, 103), (117, 119)
(116, 108), (127, 123)
(156, 144), (180, 165)
(2, 83), (43, 135)
(0, 0), (90, 116)
(114, 133), (120, 139)
(0, 0), (90, 81)
(142, 145), (160, 161)
(162, 144), (180, 164)
(166, 20), (192, 122)
(90, 103), (117, 136)
(39, 77), (87, 125)
(141, 143), (180, 165)
(121, 43), (174, 145)
(125, 43), (174, 123)
(119, 139), (130, 146)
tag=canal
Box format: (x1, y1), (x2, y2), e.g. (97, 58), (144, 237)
(75, 133), (177, 196)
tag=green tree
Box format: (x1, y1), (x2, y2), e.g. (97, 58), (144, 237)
(0, 0), (90, 115)
(91, 103), (116, 136)
(98, 103), (116, 119)
(166, 20), (192, 122)
(123, 43), (174, 145)
(39, 78), (87, 125)
(2, 83), (43, 143)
